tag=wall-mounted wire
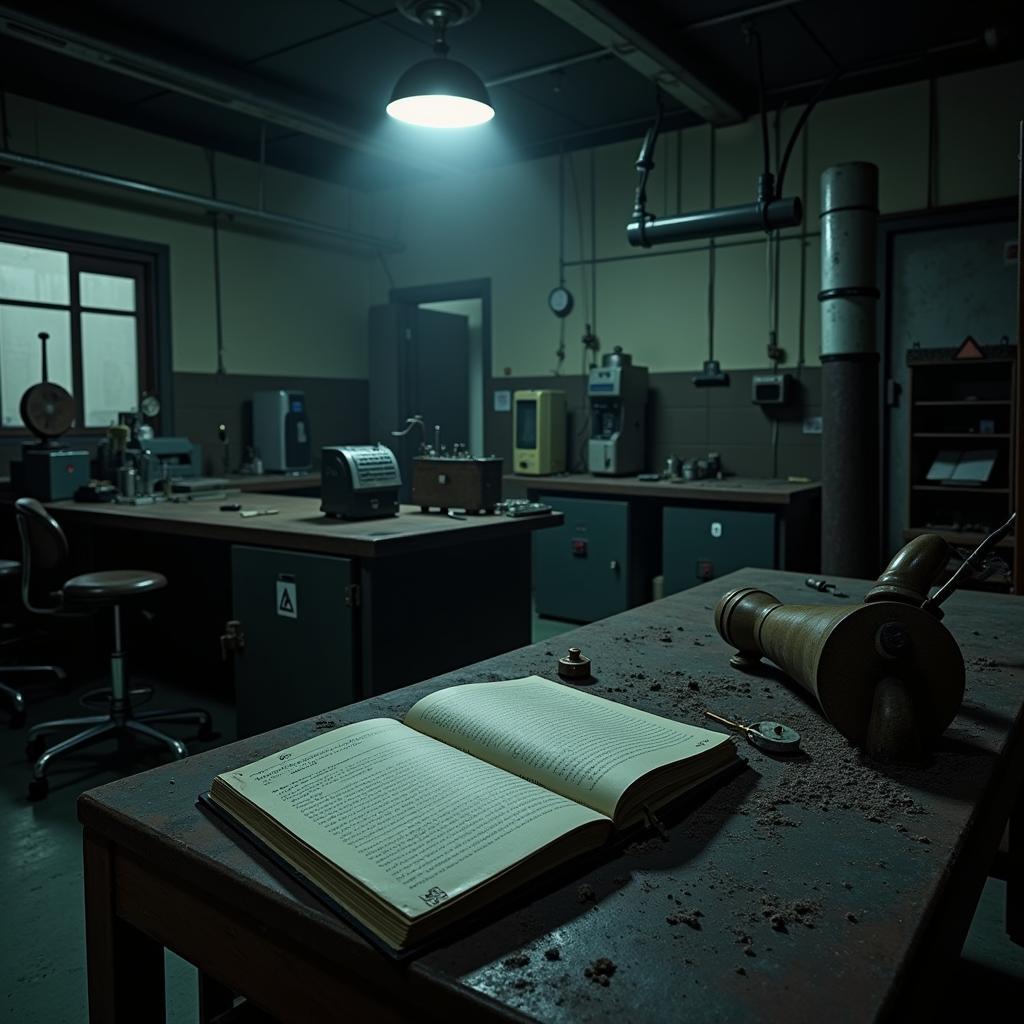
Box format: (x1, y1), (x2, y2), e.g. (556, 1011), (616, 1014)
(744, 23), (772, 186)
(206, 149), (226, 375)
(776, 70), (841, 197)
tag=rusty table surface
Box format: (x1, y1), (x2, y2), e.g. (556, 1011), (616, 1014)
(78, 569), (1024, 1023)
(42, 494), (561, 559)
(227, 473), (320, 493)
(503, 474), (821, 506)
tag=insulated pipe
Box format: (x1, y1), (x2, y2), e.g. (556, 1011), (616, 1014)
(819, 162), (880, 577)
(627, 196), (802, 247)
(0, 148), (404, 255)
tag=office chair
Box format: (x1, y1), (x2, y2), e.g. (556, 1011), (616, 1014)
(15, 498), (213, 800)
(0, 559), (67, 728)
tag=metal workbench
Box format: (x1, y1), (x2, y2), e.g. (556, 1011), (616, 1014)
(77, 568), (1023, 1022)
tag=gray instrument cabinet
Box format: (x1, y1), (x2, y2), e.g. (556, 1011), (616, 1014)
(231, 545), (356, 737)
(662, 507), (776, 594)
(533, 495), (633, 622)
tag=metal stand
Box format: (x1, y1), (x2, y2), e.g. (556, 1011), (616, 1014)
(0, 664), (67, 729)
(26, 604), (212, 800)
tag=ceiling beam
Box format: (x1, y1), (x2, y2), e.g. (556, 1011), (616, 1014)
(0, 4), (459, 179)
(531, 0), (742, 125)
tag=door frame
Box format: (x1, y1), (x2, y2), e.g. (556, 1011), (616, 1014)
(877, 197), (1017, 550)
(389, 278), (492, 454)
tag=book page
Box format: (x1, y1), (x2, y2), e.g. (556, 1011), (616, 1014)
(215, 718), (607, 920)
(405, 677), (732, 820)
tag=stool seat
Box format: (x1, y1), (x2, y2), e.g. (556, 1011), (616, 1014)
(64, 570), (167, 601)
(0, 560), (21, 577)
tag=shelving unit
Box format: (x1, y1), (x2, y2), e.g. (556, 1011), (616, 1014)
(904, 344), (1017, 590)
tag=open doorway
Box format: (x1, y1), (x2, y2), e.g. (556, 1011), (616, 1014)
(416, 297), (485, 456)
(383, 279), (490, 455)
(368, 279), (491, 498)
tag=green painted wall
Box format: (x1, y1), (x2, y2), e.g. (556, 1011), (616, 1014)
(0, 94), (376, 378)
(375, 60), (1024, 378)
(0, 59), (1020, 386)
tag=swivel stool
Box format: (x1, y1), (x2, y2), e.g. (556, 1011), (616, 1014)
(15, 498), (213, 800)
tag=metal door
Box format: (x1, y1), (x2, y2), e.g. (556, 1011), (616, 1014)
(884, 217), (1017, 555)
(369, 304), (469, 500)
(533, 496), (630, 622)
(231, 545), (356, 737)
(662, 507), (776, 594)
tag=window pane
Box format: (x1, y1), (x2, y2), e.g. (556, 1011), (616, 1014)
(81, 312), (139, 427)
(0, 242), (70, 304)
(79, 272), (136, 312)
(0, 305), (74, 426)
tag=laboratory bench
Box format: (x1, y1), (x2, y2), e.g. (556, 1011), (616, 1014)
(229, 472), (321, 495)
(77, 568), (1023, 1023)
(13, 495), (561, 736)
(503, 474), (821, 621)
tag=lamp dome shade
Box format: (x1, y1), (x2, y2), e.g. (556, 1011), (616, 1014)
(386, 57), (494, 128)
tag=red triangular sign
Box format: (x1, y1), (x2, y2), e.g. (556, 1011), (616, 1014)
(954, 336), (985, 359)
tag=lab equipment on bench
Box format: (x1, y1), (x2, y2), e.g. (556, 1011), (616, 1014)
(513, 390), (566, 475)
(253, 389), (311, 472)
(412, 451), (502, 514)
(320, 444), (401, 520)
(13, 331), (89, 501)
(587, 347), (648, 476)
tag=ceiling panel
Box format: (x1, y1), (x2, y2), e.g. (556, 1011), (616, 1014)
(72, 0), (379, 64)
(498, 55), (672, 132)
(0, 35), (160, 110)
(255, 20), (429, 114)
(0, 0), (1020, 190)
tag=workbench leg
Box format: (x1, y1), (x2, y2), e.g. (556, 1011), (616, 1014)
(1008, 790), (1023, 945)
(198, 972), (235, 1023)
(83, 830), (167, 1023)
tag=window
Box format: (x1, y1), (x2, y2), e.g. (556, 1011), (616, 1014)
(0, 227), (162, 434)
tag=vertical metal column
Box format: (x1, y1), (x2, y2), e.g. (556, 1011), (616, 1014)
(819, 162), (880, 576)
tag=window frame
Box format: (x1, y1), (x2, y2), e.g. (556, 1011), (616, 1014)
(0, 216), (173, 438)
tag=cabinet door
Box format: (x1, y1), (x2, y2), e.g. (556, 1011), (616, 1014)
(533, 496), (629, 622)
(231, 545), (356, 737)
(662, 508), (776, 594)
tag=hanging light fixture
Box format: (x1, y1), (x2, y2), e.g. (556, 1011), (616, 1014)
(387, 1), (494, 128)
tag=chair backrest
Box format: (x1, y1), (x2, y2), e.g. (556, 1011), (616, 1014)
(14, 497), (69, 613)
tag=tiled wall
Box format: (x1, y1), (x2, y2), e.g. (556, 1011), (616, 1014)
(173, 373), (369, 474)
(484, 367), (822, 481)
(3, 369), (818, 483)
(0, 374), (369, 479)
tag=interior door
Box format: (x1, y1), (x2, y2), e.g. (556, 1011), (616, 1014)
(369, 304), (469, 500)
(884, 217), (1017, 556)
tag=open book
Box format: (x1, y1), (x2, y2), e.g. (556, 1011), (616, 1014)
(206, 676), (737, 953)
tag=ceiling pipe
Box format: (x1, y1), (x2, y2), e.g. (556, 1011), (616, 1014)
(627, 197), (802, 246)
(0, 148), (404, 255)
(485, 47), (609, 87)
(531, 0), (741, 124)
(0, 5), (458, 178)
(680, 0), (803, 32)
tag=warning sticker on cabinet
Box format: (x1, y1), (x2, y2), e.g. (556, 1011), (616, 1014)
(276, 578), (298, 619)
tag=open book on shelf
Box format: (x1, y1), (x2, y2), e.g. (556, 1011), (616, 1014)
(203, 676), (737, 954)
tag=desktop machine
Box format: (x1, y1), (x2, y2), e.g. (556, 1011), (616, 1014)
(513, 390), (566, 475)
(321, 444), (401, 520)
(253, 389), (311, 472)
(587, 347), (648, 476)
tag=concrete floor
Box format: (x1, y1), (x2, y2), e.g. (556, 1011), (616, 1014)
(1, 615), (1021, 1022)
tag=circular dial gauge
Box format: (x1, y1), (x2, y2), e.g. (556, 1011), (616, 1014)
(20, 383), (76, 440)
(140, 394), (161, 418)
(548, 285), (574, 318)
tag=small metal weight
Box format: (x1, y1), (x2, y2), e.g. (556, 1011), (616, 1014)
(558, 647), (592, 681)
